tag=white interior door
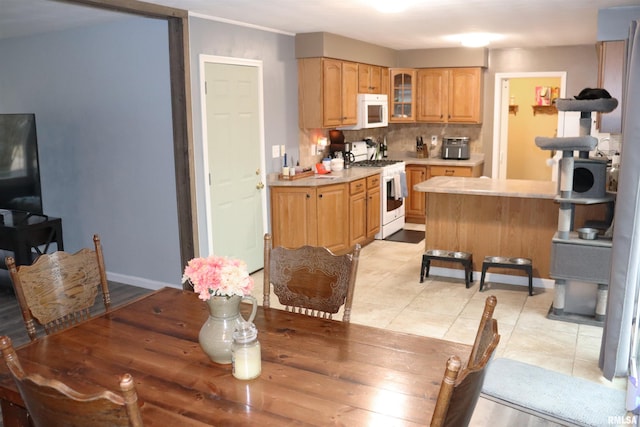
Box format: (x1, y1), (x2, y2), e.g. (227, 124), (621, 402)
(202, 58), (266, 273)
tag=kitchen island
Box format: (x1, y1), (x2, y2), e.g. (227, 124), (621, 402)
(268, 168), (382, 253)
(414, 176), (608, 284)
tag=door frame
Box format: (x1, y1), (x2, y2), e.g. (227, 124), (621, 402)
(492, 71), (567, 179)
(198, 55), (268, 256)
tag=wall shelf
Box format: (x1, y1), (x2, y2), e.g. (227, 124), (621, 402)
(532, 105), (557, 116)
(509, 105), (518, 115)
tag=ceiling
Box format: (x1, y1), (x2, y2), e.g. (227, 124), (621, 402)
(0, 0), (637, 50)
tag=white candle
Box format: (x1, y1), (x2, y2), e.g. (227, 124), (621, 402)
(232, 342), (261, 380)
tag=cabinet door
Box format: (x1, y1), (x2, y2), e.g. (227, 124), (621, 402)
(448, 68), (482, 123)
(316, 184), (350, 253)
(350, 191), (367, 245)
(381, 67), (390, 97)
(270, 187), (317, 248)
(390, 69), (416, 122)
(366, 188), (381, 238)
(369, 66), (382, 93)
(358, 65), (383, 94)
(341, 62), (359, 125)
(416, 69), (447, 122)
(323, 59), (344, 127)
(405, 165), (428, 223)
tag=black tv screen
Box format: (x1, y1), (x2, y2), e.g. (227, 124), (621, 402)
(0, 114), (43, 214)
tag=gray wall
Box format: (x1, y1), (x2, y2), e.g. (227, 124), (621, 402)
(0, 17), (182, 289)
(481, 45), (599, 174)
(188, 17), (298, 255)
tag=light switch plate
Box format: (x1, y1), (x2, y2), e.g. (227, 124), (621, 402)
(271, 145), (280, 158)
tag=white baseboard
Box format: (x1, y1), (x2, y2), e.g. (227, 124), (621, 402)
(106, 272), (180, 291)
(429, 266), (555, 289)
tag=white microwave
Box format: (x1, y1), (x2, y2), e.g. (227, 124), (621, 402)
(338, 93), (388, 130)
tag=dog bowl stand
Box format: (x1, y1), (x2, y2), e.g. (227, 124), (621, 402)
(420, 250), (473, 288)
(480, 256), (533, 296)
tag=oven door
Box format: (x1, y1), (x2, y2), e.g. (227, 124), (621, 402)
(381, 174), (405, 224)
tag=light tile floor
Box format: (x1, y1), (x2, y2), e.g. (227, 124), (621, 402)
(251, 224), (625, 392)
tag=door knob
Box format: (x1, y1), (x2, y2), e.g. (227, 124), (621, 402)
(256, 182), (264, 190)
(256, 168), (261, 175)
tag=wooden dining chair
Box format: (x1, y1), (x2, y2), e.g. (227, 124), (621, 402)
(430, 296), (500, 427)
(263, 233), (361, 322)
(0, 335), (144, 427)
(6, 234), (112, 341)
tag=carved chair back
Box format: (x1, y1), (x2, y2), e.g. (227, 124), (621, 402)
(6, 234), (111, 341)
(0, 335), (143, 427)
(263, 233), (360, 322)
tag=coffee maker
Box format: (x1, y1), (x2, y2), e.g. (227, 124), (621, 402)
(329, 130), (355, 168)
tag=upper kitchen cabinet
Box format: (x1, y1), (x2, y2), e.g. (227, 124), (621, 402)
(358, 64), (388, 94)
(390, 68), (416, 123)
(298, 58), (358, 129)
(597, 40), (625, 134)
(416, 67), (483, 124)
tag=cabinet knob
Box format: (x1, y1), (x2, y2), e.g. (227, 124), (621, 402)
(319, 194), (323, 199)
(306, 193), (311, 199)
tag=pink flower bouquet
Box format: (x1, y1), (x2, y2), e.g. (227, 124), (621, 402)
(183, 256), (254, 300)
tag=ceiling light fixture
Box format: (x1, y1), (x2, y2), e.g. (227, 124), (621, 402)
(444, 32), (503, 48)
(371, 0), (414, 13)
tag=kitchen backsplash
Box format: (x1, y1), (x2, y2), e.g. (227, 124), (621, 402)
(298, 123), (483, 167)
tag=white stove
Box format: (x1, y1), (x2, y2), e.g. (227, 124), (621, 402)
(349, 141), (406, 239)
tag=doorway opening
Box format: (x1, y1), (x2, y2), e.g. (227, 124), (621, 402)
(492, 72), (567, 180)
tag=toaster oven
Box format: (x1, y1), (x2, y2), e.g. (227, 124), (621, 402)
(441, 137), (470, 160)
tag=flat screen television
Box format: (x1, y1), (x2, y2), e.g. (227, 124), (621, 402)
(0, 114), (43, 214)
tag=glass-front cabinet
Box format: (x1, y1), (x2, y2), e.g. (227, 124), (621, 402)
(390, 68), (416, 123)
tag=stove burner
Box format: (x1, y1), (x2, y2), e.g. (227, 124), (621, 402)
(352, 159), (402, 167)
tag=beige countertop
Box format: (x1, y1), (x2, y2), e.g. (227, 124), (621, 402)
(414, 176), (558, 199)
(268, 167), (381, 187)
(387, 151), (484, 167)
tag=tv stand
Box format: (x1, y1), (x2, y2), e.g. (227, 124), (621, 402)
(0, 210), (63, 268)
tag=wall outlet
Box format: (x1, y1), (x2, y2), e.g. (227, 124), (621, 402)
(431, 135), (438, 145)
(271, 145), (280, 158)
(311, 145), (317, 156)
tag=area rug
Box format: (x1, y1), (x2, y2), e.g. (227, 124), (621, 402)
(482, 358), (627, 426)
(384, 229), (424, 244)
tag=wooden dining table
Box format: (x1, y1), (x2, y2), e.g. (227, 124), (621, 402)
(0, 287), (471, 426)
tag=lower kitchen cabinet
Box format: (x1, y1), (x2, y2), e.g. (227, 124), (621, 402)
(406, 165), (428, 223)
(270, 184), (350, 254)
(349, 174), (381, 246)
(365, 175), (381, 239)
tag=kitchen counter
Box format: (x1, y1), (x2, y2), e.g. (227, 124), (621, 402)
(415, 176), (557, 199)
(387, 151), (484, 167)
(267, 168), (381, 187)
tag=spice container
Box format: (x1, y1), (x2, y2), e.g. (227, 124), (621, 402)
(231, 321), (261, 380)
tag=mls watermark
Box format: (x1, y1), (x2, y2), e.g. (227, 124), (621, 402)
(608, 415), (638, 425)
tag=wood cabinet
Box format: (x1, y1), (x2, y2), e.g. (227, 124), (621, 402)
(349, 179), (367, 245)
(366, 174), (381, 239)
(406, 163), (483, 223)
(349, 174), (381, 246)
(358, 64), (387, 94)
(597, 40), (625, 134)
(405, 165), (428, 223)
(298, 58), (358, 129)
(389, 68), (416, 122)
(270, 183), (349, 253)
(416, 67), (482, 124)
